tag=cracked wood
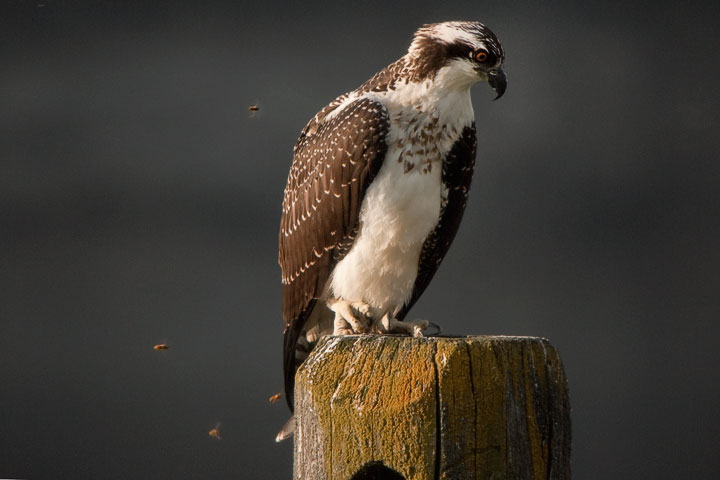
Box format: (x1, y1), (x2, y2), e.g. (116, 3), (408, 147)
(293, 335), (571, 480)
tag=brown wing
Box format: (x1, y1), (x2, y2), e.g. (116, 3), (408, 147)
(279, 97), (390, 409)
(396, 123), (477, 320)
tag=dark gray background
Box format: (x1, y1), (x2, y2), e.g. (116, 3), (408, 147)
(2, 0), (719, 478)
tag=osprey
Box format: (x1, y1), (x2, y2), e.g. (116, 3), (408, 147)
(277, 21), (506, 440)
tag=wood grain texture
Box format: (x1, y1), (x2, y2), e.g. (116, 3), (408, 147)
(294, 335), (570, 480)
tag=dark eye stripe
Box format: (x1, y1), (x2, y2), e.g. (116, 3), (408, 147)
(445, 41), (502, 66)
(444, 42), (474, 60)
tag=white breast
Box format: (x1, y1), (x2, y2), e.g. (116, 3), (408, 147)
(329, 141), (443, 316)
(327, 81), (474, 317)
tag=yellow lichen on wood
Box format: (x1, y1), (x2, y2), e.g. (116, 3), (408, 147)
(335, 337), (435, 479)
(294, 335), (570, 480)
(469, 337), (507, 477)
(434, 338), (476, 479)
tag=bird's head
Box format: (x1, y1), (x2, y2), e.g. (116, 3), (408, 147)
(407, 21), (506, 99)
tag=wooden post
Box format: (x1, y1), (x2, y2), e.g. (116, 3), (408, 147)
(294, 335), (570, 480)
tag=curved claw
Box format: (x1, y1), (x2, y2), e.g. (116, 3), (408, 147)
(424, 322), (442, 337)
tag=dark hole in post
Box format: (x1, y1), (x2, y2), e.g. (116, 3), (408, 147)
(349, 460), (406, 480)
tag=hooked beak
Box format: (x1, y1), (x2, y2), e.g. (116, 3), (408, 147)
(488, 69), (507, 100)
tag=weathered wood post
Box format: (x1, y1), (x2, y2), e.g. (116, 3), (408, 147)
(294, 335), (570, 479)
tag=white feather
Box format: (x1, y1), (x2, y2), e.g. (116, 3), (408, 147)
(409, 22), (487, 55)
(328, 70), (475, 317)
(427, 22), (484, 48)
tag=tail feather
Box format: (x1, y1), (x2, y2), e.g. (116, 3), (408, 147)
(283, 299), (317, 412)
(275, 415), (295, 442)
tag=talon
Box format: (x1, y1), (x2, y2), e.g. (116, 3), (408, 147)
(379, 313), (393, 333)
(425, 322), (442, 336)
(352, 302), (373, 319)
(380, 314), (437, 337)
(327, 298), (372, 335)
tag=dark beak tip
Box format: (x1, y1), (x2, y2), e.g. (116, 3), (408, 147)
(488, 70), (507, 101)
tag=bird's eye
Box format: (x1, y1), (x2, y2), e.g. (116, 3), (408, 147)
(474, 50), (489, 62)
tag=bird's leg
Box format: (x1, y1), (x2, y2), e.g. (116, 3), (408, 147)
(379, 312), (435, 338)
(327, 298), (373, 335)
